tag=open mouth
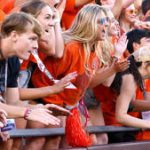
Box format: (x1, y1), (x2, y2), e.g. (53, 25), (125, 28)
(102, 29), (106, 34)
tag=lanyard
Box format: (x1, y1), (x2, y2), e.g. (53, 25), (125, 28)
(31, 50), (76, 89)
(31, 49), (55, 81)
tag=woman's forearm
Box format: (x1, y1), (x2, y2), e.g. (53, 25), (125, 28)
(19, 87), (54, 100)
(131, 100), (150, 112)
(54, 22), (64, 58)
(116, 113), (150, 128)
(89, 66), (116, 88)
(0, 102), (26, 118)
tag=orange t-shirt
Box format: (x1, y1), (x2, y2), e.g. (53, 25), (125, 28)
(32, 41), (100, 106)
(0, 9), (5, 22)
(94, 84), (140, 126)
(93, 84), (121, 126)
(136, 79), (150, 140)
(0, 0), (15, 14)
(62, 0), (94, 29)
(62, 0), (81, 29)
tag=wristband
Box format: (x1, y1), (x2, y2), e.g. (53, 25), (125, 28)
(24, 108), (32, 120)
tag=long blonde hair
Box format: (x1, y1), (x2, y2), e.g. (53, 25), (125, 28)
(63, 4), (108, 66)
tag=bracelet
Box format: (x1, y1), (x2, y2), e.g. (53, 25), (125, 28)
(24, 108), (32, 120)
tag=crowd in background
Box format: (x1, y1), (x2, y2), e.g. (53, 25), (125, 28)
(0, 0), (150, 150)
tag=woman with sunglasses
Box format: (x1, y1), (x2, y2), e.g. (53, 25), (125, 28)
(31, 4), (128, 149)
(119, 3), (139, 33)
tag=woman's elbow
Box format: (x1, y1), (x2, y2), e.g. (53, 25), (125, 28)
(115, 113), (126, 125)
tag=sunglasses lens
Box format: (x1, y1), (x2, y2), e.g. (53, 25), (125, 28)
(99, 18), (108, 25)
(128, 9), (138, 14)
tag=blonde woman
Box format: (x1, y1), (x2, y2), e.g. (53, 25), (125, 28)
(31, 4), (128, 149)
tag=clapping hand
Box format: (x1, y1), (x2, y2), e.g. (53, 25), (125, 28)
(114, 33), (128, 59)
(111, 58), (130, 72)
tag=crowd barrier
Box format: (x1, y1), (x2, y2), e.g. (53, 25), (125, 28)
(7, 126), (150, 150)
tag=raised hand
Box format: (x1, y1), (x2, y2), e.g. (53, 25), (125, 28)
(114, 33), (128, 58)
(50, 72), (77, 93)
(134, 20), (150, 30)
(45, 104), (71, 116)
(53, 8), (61, 24)
(56, 0), (66, 18)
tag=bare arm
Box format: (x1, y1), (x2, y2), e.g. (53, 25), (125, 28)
(75, 0), (93, 8)
(130, 92), (150, 112)
(3, 88), (61, 125)
(112, 0), (124, 19)
(0, 102), (26, 118)
(112, 0), (134, 19)
(90, 59), (129, 88)
(89, 65), (116, 88)
(19, 87), (54, 100)
(131, 100), (150, 112)
(0, 87), (26, 117)
(6, 87), (23, 106)
(102, 73), (116, 87)
(53, 9), (64, 58)
(116, 74), (150, 128)
(20, 71), (77, 100)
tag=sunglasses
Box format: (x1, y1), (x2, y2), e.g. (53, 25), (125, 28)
(98, 17), (109, 25)
(127, 9), (138, 15)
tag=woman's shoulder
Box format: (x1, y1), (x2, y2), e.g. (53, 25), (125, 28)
(65, 40), (82, 48)
(122, 74), (135, 82)
(122, 74), (137, 89)
(65, 40), (83, 54)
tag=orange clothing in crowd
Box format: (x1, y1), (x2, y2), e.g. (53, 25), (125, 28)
(32, 41), (100, 106)
(0, 9), (5, 21)
(62, 0), (93, 29)
(62, 0), (81, 29)
(136, 79), (150, 140)
(0, 0), (15, 14)
(94, 84), (140, 126)
(0, 0), (17, 22)
(93, 84), (121, 126)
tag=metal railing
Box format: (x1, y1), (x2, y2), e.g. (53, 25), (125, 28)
(8, 126), (150, 150)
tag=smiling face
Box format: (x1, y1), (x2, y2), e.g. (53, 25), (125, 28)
(124, 4), (138, 24)
(36, 5), (54, 30)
